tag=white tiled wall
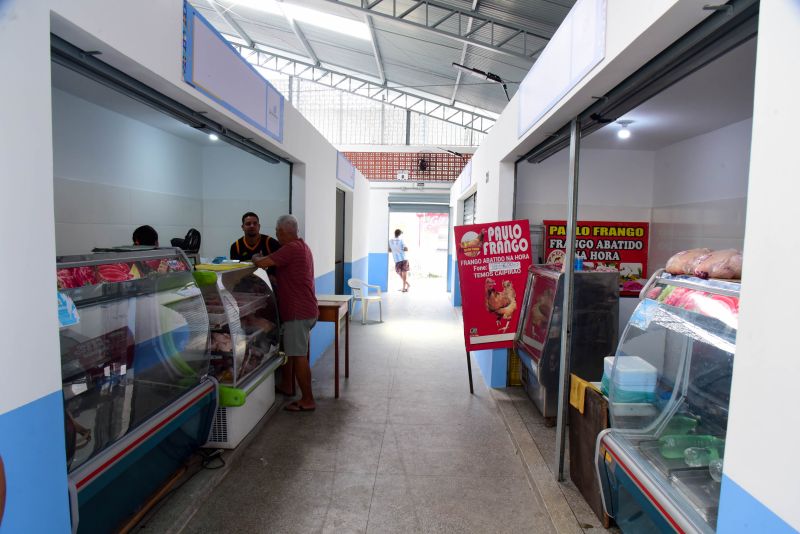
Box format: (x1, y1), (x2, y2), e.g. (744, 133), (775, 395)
(515, 119), (752, 272)
(649, 119), (751, 268)
(53, 177), (202, 255)
(200, 146), (291, 258)
(52, 84), (291, 258)
(650, 197), (747, 269)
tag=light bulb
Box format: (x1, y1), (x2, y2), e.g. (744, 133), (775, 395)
(209, 133), (219, 141)
(617, 127), (631, 139)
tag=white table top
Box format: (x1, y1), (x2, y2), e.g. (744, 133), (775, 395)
(316, 294), (353, 303)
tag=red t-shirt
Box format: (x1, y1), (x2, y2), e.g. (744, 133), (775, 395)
(269, 239), (318, 321)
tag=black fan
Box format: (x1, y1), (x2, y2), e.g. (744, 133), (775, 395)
(170, 228), (201, 253)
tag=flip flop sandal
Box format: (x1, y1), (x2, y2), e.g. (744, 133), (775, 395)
(284, 402), (315, 412)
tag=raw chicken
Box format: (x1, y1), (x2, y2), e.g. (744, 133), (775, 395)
(693, 249), (742, 279)
(665, 248), (712, 275)
(210, 333), (233, 352)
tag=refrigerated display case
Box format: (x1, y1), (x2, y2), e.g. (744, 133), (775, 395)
(57, 248), (216, 534)
(515, 265), (619, 421)
(194, 263), (284, 448)
(595, 270), (739, 533)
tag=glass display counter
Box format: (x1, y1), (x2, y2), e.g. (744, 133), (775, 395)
(194, 263), (284, 448)
(515, 265), (619, 421)
(595, 269), (739, 533)
(57, 248), (215, 533)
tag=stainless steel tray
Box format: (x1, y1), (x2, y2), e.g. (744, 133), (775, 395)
(670, 468), (720, 527)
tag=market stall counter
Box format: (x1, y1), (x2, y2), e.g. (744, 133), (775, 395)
(595, 270), (739, 533)
(57, 248), (216, 534)
(516, 265), (619, 423)
(194, 262), (284, 449)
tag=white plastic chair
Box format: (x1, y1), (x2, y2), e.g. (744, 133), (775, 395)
(347, 278), (383, 325)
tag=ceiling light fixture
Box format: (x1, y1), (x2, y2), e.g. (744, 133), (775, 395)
(616, 120), (634, 139)
(232, 0), (371, 40)
(452, 62), (510, 101)
(209, 133), (219, 141)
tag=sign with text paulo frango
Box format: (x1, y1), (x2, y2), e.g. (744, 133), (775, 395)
(454, 220), (533, 351)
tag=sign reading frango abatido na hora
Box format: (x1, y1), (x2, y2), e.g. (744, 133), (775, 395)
(454, 219), (533, 352)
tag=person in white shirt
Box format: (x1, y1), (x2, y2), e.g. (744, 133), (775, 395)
(388, 229), (410, 292)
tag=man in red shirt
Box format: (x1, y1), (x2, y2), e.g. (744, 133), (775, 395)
(253, 214), (318, 412)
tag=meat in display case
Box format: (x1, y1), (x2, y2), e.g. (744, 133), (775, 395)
(595, 270), (739, 533)
(57, 248), (216, 534)
(194, 263), (284, 449)
(515, 265), (619, 421)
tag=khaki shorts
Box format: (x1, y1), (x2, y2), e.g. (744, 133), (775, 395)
(281, 318), (317, 356)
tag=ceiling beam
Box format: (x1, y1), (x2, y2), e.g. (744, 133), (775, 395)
(205, 0), (254, 48)
(231, 41), (496, 133)
(450, 0), (479, 106)
(318, 0), (551, 60)
(277, 1), (321, 66)
(365, 15), (386, 85)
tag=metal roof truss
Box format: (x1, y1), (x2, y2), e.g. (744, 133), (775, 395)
(319, 0), (550, 60)
(234, 43), (496, 133)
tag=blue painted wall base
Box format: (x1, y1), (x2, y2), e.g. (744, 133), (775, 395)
(446, 253), (452, 293)
(450, 260), (462, 306)
(0, 391), (71, 532)
(718, 475), (797, 533)
(310, 270), (335, 366)
(368, 252), (389, 292)
(345, 256), (369, 317)
(473, 348), (508, 388)
(310, 258), (370, 366)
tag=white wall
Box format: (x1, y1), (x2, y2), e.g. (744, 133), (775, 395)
(454, 0), (711, 228)
(514, 117), (752, 271)
(348, 168), (370, 264)
(650, 119), (751, 267)
(368, 188), (390, 254)
(201, 146), (290, 258)
(52, 87), (292, 257)
(720, 2), (800, 530)
(52, 88), (204, 254)
(48, 0), (350, 280)
(0, 0), (61, 415)
(516, 148), (655, 222)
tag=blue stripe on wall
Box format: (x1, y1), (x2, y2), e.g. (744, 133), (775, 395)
(450, 260), (462, 306)
(368, 252), (389, 292)
(0, 391), (71, 532)
(446, 253), (452, 293)
(349, 256), (369, 288)
(310, 270), (335, 366)
(473, 348), (508, 388)
(718, 475), (797, 533)
(346, 256), (369, 317)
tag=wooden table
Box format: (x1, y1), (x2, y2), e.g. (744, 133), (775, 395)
(315, 294), (352, 398)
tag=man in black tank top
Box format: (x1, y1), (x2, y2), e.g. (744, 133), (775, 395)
(230, 213), (281, 276)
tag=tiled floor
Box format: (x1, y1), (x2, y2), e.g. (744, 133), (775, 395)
(151, 277), (606, 533)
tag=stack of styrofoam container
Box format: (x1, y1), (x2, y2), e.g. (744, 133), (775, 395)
(602, 356), (658, 402)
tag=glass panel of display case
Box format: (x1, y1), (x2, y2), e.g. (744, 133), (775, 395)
(196, 265), (280, 387)
(57, 249), (211, 472)
(602, 271), (739, 531)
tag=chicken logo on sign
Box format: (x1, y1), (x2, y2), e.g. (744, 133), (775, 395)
(485, 278), (518, 333)
(460, 230), (484, 257)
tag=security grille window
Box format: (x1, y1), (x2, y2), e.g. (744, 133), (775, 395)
(463, 193), (477, 225)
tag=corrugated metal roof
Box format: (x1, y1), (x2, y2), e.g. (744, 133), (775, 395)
(189, 0), (576, 121)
